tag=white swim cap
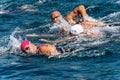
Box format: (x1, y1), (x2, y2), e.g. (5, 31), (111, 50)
(70, 24), (84, 35)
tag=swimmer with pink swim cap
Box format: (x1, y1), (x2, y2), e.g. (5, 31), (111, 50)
(20, 40), (58, 56)
(21, 40), (31, 52)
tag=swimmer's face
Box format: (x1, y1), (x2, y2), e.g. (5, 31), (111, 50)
(24, 43), (37, 54)
(51, 11), (61, 23)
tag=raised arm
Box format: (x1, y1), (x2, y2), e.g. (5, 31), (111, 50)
(65, 5), (87, 24)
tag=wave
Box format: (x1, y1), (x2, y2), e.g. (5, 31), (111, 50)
(15, 24), (51, 34)
(48, 13), (120, 58)
(0, 28), (22, 55)
(116, 0), (120, 4)
(0, 8), (120, 58)
(100, 11), (120, 22)
(36, 0), (47, 4)
(0, 27), (111, 58)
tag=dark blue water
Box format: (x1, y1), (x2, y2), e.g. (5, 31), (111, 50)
(0, 0), (120, 80)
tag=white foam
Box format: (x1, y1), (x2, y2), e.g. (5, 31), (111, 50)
(85, 15), (98, 22)
(100, 12), (120, 21)
(50, 16), (71, 34)
(103, 25), (120, 33)
(38, 0), (47, 4)
(116, 0), (120, 3)
(0, 27), (23, 55)
(86, 6), (98, 10)
(20, 4), (38, 12)
(8, 35), (21, 50)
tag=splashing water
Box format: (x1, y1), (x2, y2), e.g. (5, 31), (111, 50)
(50, 16), (71, 34)
(4, 8), (118, 58)
(48, 12), (120, 58)
(116, 0), (120, 3)
(85, 15), (99, 22)
(7, 28), (23, 53)
(0, 27), (23, 55)
(0, 36), (10, 53)
(100, 12), (120, 22)
(7, 35), (22, 53)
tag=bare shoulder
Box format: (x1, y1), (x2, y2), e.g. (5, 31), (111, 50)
(38, 44), (57, 51)
(38, 44), (54, 48)
(37, 44), (58, 56)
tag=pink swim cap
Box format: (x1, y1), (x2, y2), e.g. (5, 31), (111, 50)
(21, 40), (31, 51)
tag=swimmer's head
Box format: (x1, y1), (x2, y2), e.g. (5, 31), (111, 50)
(70, 24), (84, 35)
(21, 40), (37, 54)
(21, 40), (31, 52)
(51, 11), (61, 23)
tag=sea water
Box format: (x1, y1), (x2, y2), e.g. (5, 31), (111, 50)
(0, 0), (120, 80)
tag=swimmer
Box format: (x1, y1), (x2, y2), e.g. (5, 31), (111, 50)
(40, 24), (100, 43)
(69, 24), (100, 38)
(51, 5), (106, 34)
(21, 40), (58, 56)
(21, 40), (94, 56)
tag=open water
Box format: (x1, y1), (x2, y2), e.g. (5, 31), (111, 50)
(0, 0), (120, 80)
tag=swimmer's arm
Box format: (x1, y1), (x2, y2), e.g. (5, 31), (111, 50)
(39, 37), (76, 43)
(80, 21), (120, 28)
(83, 21), (120, 27)
(65, 5), (87, 22)
(26, 33), (56, 37)
(80, 21), (106, 28)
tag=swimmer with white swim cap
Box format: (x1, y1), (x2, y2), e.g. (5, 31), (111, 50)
(70, 24), (84, 36)
(70, 24), (99, 38)
(39, 24), (100, 43)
